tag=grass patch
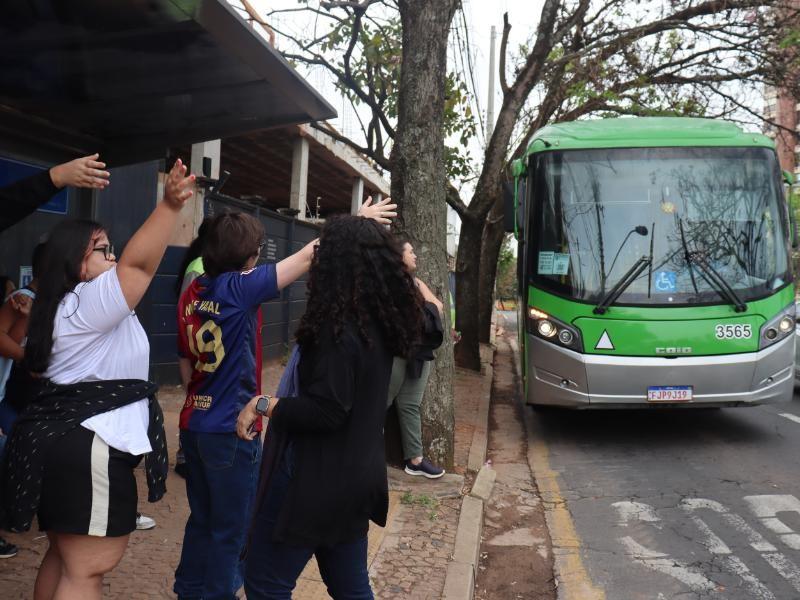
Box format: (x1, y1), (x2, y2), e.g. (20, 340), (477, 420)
(400, 492), (440, 521)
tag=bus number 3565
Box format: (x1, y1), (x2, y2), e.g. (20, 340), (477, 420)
(714, 324), (752, 339)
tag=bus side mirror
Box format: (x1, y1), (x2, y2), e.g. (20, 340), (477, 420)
(503, 180), (515, 234)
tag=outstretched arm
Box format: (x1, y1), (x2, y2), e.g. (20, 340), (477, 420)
(48, 154), (110, 190)
(0, 298), (25, 361)
(274, 196), (398, 290)
(117, 159), (194, 309)
(0, 154), (110, 233)
(416, 277), (444, 315)
(357, 196), (397, 225)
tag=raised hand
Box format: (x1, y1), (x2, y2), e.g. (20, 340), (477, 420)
(9, 293), (32, 316)
(163, 158), (195, 211)
(49, 154), (110, 189)
(358, 196), (398, 225)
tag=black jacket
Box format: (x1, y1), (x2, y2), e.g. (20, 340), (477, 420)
(406, 301), (444, 378)
(268, 322), (393, 547)
(0, 170), (60, 233)
(1, 379), (167, 533)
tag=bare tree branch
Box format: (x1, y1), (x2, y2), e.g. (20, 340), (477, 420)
(310, 122), (391, 171)
(321, 0), (383, 10)
(446, 181), (469, 219)
(498, 13), (511, 95)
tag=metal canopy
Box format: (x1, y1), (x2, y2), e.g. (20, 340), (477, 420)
(0, 0), (337, 165)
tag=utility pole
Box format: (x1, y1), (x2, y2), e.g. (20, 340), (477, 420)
(486, 25), (497, 140)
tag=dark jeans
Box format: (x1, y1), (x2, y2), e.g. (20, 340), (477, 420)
(244, 450), (373, 600)
(174, 430), (262, 600)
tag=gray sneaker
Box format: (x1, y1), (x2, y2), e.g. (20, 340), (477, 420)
(404, 458), (445, 479)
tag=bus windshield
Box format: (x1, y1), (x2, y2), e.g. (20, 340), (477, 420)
(530, 146), (791, 306)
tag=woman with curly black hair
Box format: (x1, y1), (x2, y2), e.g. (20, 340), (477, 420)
(236, 215), (422, 599)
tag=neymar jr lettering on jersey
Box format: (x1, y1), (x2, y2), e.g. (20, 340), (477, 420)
(178, 264), (279, 433)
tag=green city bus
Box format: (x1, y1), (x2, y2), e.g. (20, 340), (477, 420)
(509, 117), (796, 408)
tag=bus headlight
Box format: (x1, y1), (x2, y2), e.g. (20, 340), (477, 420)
(537, 320), (557, 338)
(778, 316), (794, 333)
(759, 304), (796, 350)
(528, 307), (582, 351)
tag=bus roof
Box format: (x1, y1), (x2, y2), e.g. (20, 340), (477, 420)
(521, 117), (775, 161)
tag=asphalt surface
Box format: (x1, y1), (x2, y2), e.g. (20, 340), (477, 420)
(503, 309), (800, 599)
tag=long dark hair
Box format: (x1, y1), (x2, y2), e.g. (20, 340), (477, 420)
(0, 275), (12, 299)
(296, 215), (423, 358)
(24, 219), (104, 374)
(174, 217), (212, 298)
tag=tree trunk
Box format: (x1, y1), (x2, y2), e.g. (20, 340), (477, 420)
(453, 214), (483, 371)
(478, 192), (505, 343)
(392, 0), (459, 469)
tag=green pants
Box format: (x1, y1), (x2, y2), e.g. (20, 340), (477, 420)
(387, 357), (432, 461)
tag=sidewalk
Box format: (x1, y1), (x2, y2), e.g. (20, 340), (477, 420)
(0, 349), (496, 599)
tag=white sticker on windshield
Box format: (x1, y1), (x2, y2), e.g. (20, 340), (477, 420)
(552, 253), (570, 275)
(538, 252), (555, 274)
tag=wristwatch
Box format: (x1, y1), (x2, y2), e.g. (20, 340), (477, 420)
(255, 394), (272, 417)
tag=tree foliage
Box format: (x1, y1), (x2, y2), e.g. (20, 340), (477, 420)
(495, 235), (517, 301)
(272, 0), (477, 182)
(455, 0), (800, 369)
(266, 0), (800, 371)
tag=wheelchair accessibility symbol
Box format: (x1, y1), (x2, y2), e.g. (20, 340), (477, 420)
(654, 271), (677, 292)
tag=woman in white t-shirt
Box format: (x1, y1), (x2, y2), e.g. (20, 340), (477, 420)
(17, 159), (194, 600)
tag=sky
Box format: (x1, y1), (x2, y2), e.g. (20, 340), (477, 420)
(239, 0), (544, 170)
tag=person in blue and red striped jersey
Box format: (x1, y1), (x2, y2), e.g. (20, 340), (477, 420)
(173, 198), (396, 600)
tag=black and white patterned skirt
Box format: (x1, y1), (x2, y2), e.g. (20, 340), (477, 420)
(38, 425), (141, 537)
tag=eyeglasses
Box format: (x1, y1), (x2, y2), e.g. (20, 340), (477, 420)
(92, 244), (115, 260)
(257, 240), (266, 253)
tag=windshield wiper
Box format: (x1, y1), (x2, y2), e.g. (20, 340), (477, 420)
(594, 256), (651, 315)
(688, 251), (747, 312)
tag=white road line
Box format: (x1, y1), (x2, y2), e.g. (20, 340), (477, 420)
(744, 495), (800, 551)
(681, 498), (777, 552)
(611, 501), (661, 527)
(778, 413), (800, 425)
(683, 511), (775, 599)
(721, 555), (776, 600)
(682, 497), (800, 593)
(619, 536), (716, 593)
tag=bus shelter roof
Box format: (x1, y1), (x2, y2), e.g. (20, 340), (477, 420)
(0, 0), (337, 166)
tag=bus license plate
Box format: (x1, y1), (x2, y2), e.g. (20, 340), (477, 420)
(647, 386), (693, 402)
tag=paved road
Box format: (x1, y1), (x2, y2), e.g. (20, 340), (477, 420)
(522, 336), (800, 599)
(500, 310), (800, 598)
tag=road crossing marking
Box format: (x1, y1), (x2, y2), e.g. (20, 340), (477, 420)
(618, 536), (716, 593)
(744, 495), (800, 551)
(778, 412), (800, 425)
(611, 501), (660, 527)
(613, 495), (800, 597)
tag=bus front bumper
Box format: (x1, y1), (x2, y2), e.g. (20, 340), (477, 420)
(526, 334), (795, 408)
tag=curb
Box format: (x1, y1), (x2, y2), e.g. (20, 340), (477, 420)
(466, 345), (495, 472)
(443, 340), (497, 600)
